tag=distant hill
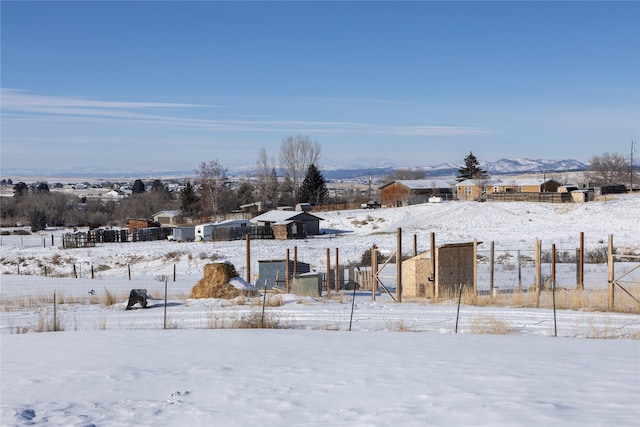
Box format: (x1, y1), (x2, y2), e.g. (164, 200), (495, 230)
(1, 158), (587, 181)
(319, 158), (587, 181)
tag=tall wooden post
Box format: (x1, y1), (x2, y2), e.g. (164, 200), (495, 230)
(326, 248), (331, 298)
(397, 228), (402, 303)
(551, 243), (556, 290)
(246, 234), (251, 284)
(335, 248), (340, 293)
(535, 238), (541, 308)
(294, 246), (298, 277)
(431, 232), (437, 301)
(578, 232), (584, 290)
(489, 241), (495, 300)
(371, 245), (377, 302)
(285, 248), (290, 293)
(413, 234), (418, 257)
(473, 239), (478, 306)
(608, 234), (614, 311)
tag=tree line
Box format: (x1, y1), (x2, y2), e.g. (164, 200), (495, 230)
(1, 138), (635, 232)
(1, 135), (336, 231)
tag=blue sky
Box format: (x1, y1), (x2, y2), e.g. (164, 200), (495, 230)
(1, 1), (638, 175)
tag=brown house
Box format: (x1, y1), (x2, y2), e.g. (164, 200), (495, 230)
(488, 178), (561, 194)
(380, 180), (455, 207)
(457, 178), (562, 201)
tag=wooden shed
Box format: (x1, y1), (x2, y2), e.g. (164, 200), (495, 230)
(380, 180), (455, 207)
(251, 211), (323, 237)
(401, 253), (433, 298)
(272, 220), (305, 239)
(434, 242), (476, 300)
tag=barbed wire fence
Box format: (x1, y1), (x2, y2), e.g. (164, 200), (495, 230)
(1, 233), (639, 338)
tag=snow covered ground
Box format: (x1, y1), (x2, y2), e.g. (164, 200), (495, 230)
(1, 196), (639, 426)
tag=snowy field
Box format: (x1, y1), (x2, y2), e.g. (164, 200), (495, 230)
(1, 196), (639, 426)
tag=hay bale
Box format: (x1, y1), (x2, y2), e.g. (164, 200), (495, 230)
(190, 262), (243, 299)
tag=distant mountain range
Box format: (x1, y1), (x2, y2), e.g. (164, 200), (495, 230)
(1, 158), (587, 181)
(320, 158), (587, 180)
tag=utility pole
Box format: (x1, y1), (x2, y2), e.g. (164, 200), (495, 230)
(631, 141), (635, 193)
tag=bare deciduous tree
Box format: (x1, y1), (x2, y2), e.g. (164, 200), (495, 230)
(196, 160), (229, 220)
(279, 135), (321, 202)
(586, 152), (630, 187)
(255, 147), (279, 210)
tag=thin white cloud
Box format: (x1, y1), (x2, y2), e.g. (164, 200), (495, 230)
(1, 88), (208, 109)
(1, 88), (495, 137)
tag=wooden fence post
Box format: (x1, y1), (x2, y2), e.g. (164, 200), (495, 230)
(551, 243), (556, 290)
(245, 234), (251, 284)
(397, 228), (402, 303)
(285, 248), (290, 293)
(371, 245), (377, 302)
(489, 241), (495, 300)
(473, 238), (478, 305)
(431, 233), (437, 301)
(578, 231), (585, 290)
(335, 247), (340, 293)
(608, 234), (614, 311)
(535, 238), (541, 308)
(326, 248), (331, 298)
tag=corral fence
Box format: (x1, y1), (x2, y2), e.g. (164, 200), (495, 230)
(1, 230), (639, 338)
(2, 269), (638, 339)
(486, 192), (572, 203)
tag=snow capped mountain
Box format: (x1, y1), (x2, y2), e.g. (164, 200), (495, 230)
(483, 158), (586, 175)
(1, 158), (588, 180)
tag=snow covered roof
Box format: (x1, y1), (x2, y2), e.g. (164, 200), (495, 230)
(381, 179), (455, 189)
(456, 178), (558, 187)
(152, 210), (182, 217)
(251, 210), (322, 223)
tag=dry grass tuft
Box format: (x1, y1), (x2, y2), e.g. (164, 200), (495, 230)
(264, 294), (284, 307)
(103, 288), (118, 306)
(386, 320), (412, 332)
(470, 316), (512, 335)
(230, 311), (280, 329)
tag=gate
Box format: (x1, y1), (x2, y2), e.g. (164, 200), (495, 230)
(608, 235), (640, 312)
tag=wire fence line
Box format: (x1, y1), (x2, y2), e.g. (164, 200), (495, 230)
(1, 270), (639, 339)
(1, 231), (639, 338)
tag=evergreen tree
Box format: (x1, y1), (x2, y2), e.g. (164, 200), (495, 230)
(235, 181), (254, 208)
(132, 179), (146, 194)
(180, 180), (199, 218)
(13, 182), (28, 198)
(298, 164), (328, 205)
(29, 209), (47, 232)
(267, 168), (280, 209)
(456, 151), (488, 182)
